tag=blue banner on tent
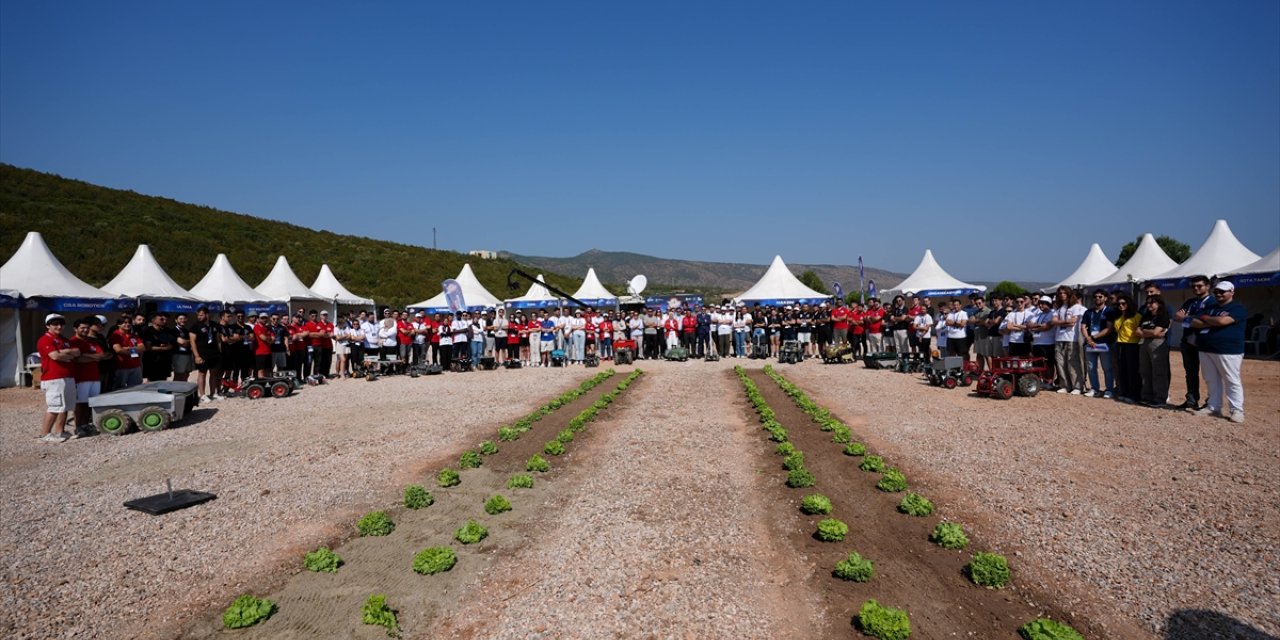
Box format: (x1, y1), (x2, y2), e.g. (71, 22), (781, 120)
(901, 288), (984, 298)
(1227, 271), (1280, 287)
(506, 299), (561, 310)
(226, 302), (288, 316)
(0, 292), (21, 309)
(154, 299), (223, 313)
(644, 295), (703, 312)
(738, 298), (829, 307)
(25, 297), (130, 312)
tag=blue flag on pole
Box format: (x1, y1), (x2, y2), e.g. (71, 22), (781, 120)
(858, 256), (865, 303)
(443, 279), (467, 313)
(833, 282), (844, 301)
(868, 280), (877, 301)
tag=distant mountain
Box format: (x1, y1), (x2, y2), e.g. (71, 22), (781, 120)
(503, 249), (908, 295)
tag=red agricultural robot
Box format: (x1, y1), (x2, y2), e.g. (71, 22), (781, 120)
(927, 356), (981, 389)
(974, 356), (1051, 400)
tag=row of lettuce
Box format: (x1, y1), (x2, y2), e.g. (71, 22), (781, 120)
(221, 368), (644, 634)
(736, 365), (1083, 640)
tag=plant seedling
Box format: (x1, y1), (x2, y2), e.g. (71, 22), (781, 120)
(897, 493), (934, 517)
(775, 442), (797, 456)
(222, 594), (275, 629)
(783, 452), (806, 471)
(484, 494), (512, 515)
(437, 468), (461, 488)
(877, 468), (908, 493)
(459, 450), (482, 469)
(412, 546), (457, 575)
(557, 428), (575, 443)
(816, 518), (849, 542)
(1018, 618), (1084, 640)
(967, 552), (1010, 588)
(800, 494), (833, 515)
(478, 440), (499, 455)
(856, 599), (911, 640)
(527, 454), (551, 473)
(404, 485), (433, 510)
(833, 551), (874, 582)
(506, 473), (534, 489)
(930, 522), (969, 550)
(357, 511), (394, 537)
(303, 547), (342, 573)
(361, 594), (398, 636)
(786, 467), (816, 488)
(498, 427), (520, 441)
(455, 519), (489, 544)
(544, 440), (566, 456)
(859, 455), (885, 472)
(843, 442), (867, 456)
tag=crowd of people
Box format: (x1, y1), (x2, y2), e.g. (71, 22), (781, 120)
(32, 275), (1252, 442)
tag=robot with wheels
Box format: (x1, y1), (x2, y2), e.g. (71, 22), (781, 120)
(613, 339), (635, 365)
(974, 356), (1051, 399)
(89, 381), (200, 435)
(927, 356), (980, 388)
(778, 340), (803, 364)
(821, 343), (855, 364)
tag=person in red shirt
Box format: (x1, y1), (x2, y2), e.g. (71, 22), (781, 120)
(302, 310), (323, 377)
(395, 312), (413, 363)
(664, 311), (681, 350)
(849, 302), (867, 357)
(317, 310), (335, 377)
(252, 314), (274, 377)
(109, 319), (146, 389)
(864, 298), (886, 354)
(70, 316), (111, 437)
(286, 315), (306, 379)
(680, 309), (697, 352)
(37, 314), (80, 442)
(830, 301), (851, 347)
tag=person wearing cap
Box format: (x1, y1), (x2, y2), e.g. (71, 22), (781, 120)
(942, 298), (969, 359)
(830, 299), (850, 350)
(814, 302), (831, 355)
(70, 316), (112, 437)
(911, 304), (934, 363)
(1188, 281), (1246, 423)
(1026, 296), (1056, 381)
(91, 314), (117, 392)
(864, 298), (886, 354)
(36, 314), (80, 442)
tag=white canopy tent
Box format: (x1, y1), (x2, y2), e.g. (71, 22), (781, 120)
(1045, 244), (1116, 292)
(0, 232), (126, 388)
(257, 256), (331, 315)
(189, 254), (284, 315)
(1089, 233), (1179, 290)
(569, 268), (618, 308)
(101, 244), (207, 312)
(882, 250), (985, 299)
(1218, 247), (1280, 286)
(309, 264), (375, 312)
(505, 273), (561, 310)
(736, 255), (829, 306)
(407, 264), (502, 313)
(1149, 220), (1261, 288)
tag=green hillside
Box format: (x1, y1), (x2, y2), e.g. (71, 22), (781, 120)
(0, 164), (579, 309)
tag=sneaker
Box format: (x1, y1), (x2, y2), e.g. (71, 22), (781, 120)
(1070, 389), (1082, 395)
(1192, 406), (1222, 418)
(1120, 397), (1135, 404)
(41, 432), (68, 443)
(1084, 390), (1097, 398)
(1056, 388), (1068, 394)
(200, 394), (212, 403)
(1229, 411), (1244, 424)
(1102, 391), (1113, 399)
(212, 394), (225, 401)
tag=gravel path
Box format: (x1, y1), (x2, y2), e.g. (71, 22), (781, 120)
(0, 368), (590, 640)
(778, 353), (1280, 639)
(433, 365), (823, 639)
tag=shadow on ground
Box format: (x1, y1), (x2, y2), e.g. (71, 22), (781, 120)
(1165, 610), (1278, 640)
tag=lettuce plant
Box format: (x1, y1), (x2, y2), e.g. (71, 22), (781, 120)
(437, 468), (461, 488)
(543, 440), (566, 456)
(967, 552), (1010, 588)
(897, 493), (933, 517)
(455, 519), (489, 544)
(484, 494), (512, 515)
(361, 594), (398, 636)
(783, 452), (806, 471)
(786, 467), (816, 488)
(857, 599), (911, 640)
(843, 442), (867, 456)
(557, 428), (575, 443)
(412, 546), (457, 575)
(222, 594), (275, 629)
(1018, 618), (1084, 640)
(303, 547), (342, 573)
(877, 468), (908, 493)
(831, 426), (853, 444)
(478, 440), (499, 455)
(404, 485), (433, 510)
(507, 473), (534, 489)
(459, 450), (482, 469)
(800, 494), (833, 515)
(930, 522), (969, 550)
(357, 511), (394, 537)
(775, 442), (797, 456)
(833, 551), (874, 582)
(527, 454), (551, 473)
(498, 427), (520, 441)
(859, 455), (885, 472)
(816, 518), (849, 542)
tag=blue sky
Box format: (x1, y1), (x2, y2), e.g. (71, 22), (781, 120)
(2, 1), (1277, 282)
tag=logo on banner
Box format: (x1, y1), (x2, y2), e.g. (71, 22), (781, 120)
(868, 280), (877, 301)
(443, 279), (467, 313)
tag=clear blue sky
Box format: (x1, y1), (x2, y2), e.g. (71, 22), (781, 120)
(2, 1), (1277, 282)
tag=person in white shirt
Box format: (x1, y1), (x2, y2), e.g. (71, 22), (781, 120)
(912, 309), (934, 363)
(470, 313), (487, 364)
(411, 312), (429, 365)
(628, 311), (644, 358)
(732, 307), (751, 358)
(451, 312), (471, 365)
(1027, 296), (1057, 380)
(716, 307), (733, 358)
(377, 316), (398, 360)
(492, 309), (509, 363)
(942, 299), (968, 358)
(1051, 287), (1087, 394)
(1001, 296), (1034, 357)
(567, 309), (587, 363)
(548, 309), (565, 351)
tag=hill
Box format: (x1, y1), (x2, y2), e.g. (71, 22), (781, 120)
(505, 249), (909, 296)
(0, 164), (579, 309)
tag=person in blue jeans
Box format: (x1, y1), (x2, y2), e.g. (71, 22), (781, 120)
(1081, 289), (1117, 398)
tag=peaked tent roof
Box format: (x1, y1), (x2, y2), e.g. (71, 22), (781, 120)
(737, 255), (829, 305)
(101, 244), (200, 300)
(1047, 244), (1116, 291)
(1218, 246), (1280, 288)
(407, 263), (502, 312)
(1090, 233), (1180, 287)
(883, 250), (985, 298)
(506, 274), (560, 309)
(256, 256), (327, 302)
(569, 268), (618, 306)
(1149, 219), (1261, 285)
(310, 264), (375, 306)
(189, 254), (274, 302)
(0, 231), (119, 300)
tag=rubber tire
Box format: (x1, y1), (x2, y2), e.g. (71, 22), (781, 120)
(270, 382), (291, 398)
(961, 373), (975, 387)
(97, 408), (131, 436)
(245, 384), (266, 399)
(137, 407), (172, 432)
(1018, 374), (1041, 398)
(994, 379), (1015, 400)
(942, 376), (958, 389)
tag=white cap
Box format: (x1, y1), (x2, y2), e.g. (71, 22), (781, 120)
(1038, 296), (1052, 304)
(45, 313), (65, 324)
(1214, 281), (1235, 292)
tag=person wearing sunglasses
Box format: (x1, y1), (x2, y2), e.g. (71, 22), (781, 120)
(1112, 292), (1142, 404)
(1172, 275), (1213, 409)
(1188, 281), (1247, 423)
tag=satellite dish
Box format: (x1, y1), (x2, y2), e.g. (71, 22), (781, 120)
(627, 275), (648, 297)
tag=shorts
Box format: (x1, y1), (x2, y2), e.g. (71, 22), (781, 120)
(172, 353), (194, 374)
(42, 377), (74, 413)
(75, 380), (101, 404)
(334, 342), (350, 356)
(797, 331), (811, 344)
(540, 341), (554, 353)
(196, 355), (220, 372)
(272, 352), (288, 370)
(255, 354), (273, 371)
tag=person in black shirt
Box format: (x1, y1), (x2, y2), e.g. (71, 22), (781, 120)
(171, 313), (192, 382)
(189, 306), (222, 401)
(141, 313), (176, 382)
